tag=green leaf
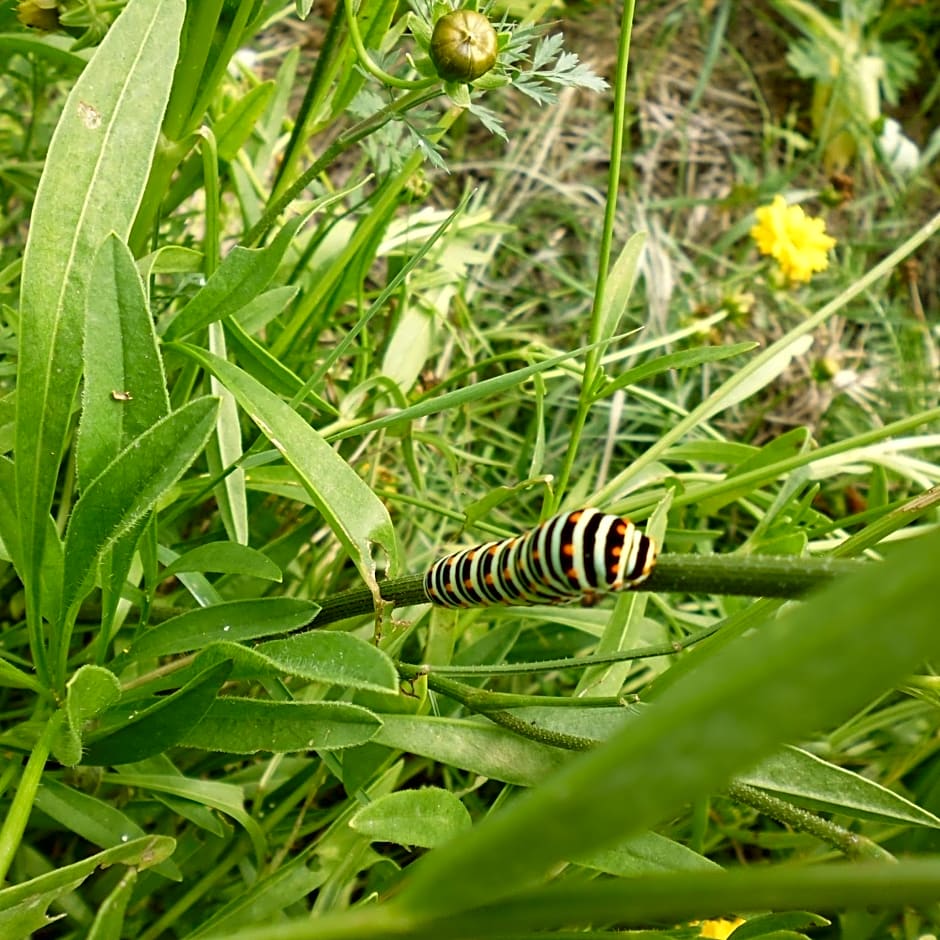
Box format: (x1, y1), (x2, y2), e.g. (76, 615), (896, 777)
(731, 912), (830, 939)
(110, 769), (267, 864)
(86, 867), (137, 940)
(601, 342), (757, 397)
(597, 231), (646, 346)
(176, 348), (398, 580)
(162, 214), (309, 341)
(0, 456), (19, 571)
(0, 835), (174, 914)
(128, 598), (318, 659)
(181, 698), (382, 753)
(255, 633), (398, 693)
(14, 0), (184, 619)
(162, 542), (282, 582)
(83, 660), (232, 766)
(77, 233), (170, 488)
(349, 788), (472, 848)
(373, 715), (565, 787)
(53, 665), (123, 765)
(233, 286), (299, 334)
(391, 526), (940, 919)
(0, 33), (89, 73)
(33, 778), (180, 880)
(741, 745), (940, 828)
(0, 656), (44, 694)
(575, 830), (721, 876)
(61, 397), (219, 615)
(66, 665), (121, 726)
(214, 81), (277, 162)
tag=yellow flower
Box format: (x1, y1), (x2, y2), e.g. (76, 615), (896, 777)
(750, 195), (837, 283)
(694, 916), (746, 938)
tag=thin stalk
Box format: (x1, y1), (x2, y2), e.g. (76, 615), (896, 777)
(271, 1), (347, 201)
(0, 711), (62, 884)
(343, 0), (435, 91)
(242, 86), (441, 248)
(553, 0), (637, 506)
(396, 664), (625, 712)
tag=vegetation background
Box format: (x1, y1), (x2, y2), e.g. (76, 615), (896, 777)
(0, 0), (938, 938)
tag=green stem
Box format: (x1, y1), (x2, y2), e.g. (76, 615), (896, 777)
(343, 0), (435, 91)
(0, 711), (62, 885)
(242, 85), (440, 247)
(271, 1), (347, 202)
(396, 663), (625, 712)
(294, 552), (866, 629)
(726, 781), (894, 862)
(553, 0), (637, 506)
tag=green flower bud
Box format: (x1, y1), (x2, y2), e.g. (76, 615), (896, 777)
(429, 10), (498, 83)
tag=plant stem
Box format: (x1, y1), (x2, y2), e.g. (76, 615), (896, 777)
(0, 710), (62, 884)
(554, 0), (637, 506)
(294, 552), (866, 629)
(343, 0), (435, 91)
(727, 781), (894, 862)
(242, 85), (440, 248)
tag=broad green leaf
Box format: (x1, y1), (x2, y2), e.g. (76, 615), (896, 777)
(182, 698), (382, 753)
(14, 0), (184, 617)
(328, 340), (615, 443)
(742, 746), (940, 828)
(162, 214), (309, 341)
(61, 397), (219, 614)
(575, 830), (721, 876)
(349, 788), (471, 848)
(53, 665), (123, 765)
(392, 526), (940, 919)
(66, 666), (121, 727)
(199, 859), (940, 939)
(374, 715), (565, 787)
(192, 640), (292, 681)
(0, 835), (174, 912)
(78, 233), (170, 488)
(256, 633), (398, 693)
(666, 440), (755, 465)
(177, 348), (397, 580)
(731, 912), (830, 939)
(82, 660), (232, 766)
(162, 542), (282, 582)
(128, 598), (318, 659)
(0, 893), (61, 939)
(33, 778), (180, 880)
(111, 771), (266, 864)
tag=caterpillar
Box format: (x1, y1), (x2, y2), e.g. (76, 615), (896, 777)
(424, 508), (657, 609)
